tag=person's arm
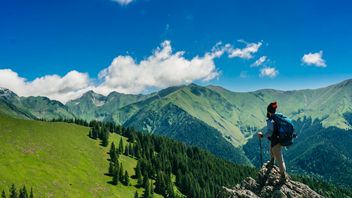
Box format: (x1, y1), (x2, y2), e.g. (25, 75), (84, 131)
(264, 119), (274, 140)
(257, 119), (273, 139)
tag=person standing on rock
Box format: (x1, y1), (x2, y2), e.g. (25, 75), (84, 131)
(258, 101), (287, 179)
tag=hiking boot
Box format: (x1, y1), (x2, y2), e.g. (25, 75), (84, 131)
(279, 172), (288, 183)
(267, 158), (275, 167)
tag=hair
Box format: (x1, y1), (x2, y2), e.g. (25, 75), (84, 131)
(267, 101), (278, 115)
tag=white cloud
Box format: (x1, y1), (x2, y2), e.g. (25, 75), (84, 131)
(226, 41), (262, 59)
(112, 0), (133, 6)
(0, 40), (225, 102)
(259, 67), (278, 78)
(0, 69), (92, 103)
(251, 56), (267, 67)
(301, 51), (326, 67)
(95, 40), (221, 95)
(0, 40), (266, 103)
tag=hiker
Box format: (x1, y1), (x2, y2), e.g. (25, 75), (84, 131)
(258, 102), (287, 178)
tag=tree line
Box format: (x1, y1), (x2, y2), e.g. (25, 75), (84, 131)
(48, 118), (352, 198)
(83, 120), (257, 198)
(1, 184), (34, 198)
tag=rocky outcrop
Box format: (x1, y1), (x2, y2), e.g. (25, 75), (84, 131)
(223, 163), (323, 198)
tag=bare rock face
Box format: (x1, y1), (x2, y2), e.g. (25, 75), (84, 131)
(223, 163), (323, 198)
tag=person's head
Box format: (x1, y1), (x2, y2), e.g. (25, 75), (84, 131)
(267, 101), (278, 118)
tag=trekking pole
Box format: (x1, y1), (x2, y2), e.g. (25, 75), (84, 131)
(258, 131), (263, 167)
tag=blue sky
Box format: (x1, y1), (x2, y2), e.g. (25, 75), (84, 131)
(0, 0), (351, 102)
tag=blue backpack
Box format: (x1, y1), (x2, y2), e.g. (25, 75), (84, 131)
(272, 113), (296, 146)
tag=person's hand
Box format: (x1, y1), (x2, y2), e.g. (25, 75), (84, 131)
(257, 131), (263, 138)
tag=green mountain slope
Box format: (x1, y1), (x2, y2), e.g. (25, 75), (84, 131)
(66, 79), (352, 149)
(0, 88), (75, 120)
(66, 90), (152, 123)
(124, 102), (250, 164)
(1, 113), (350, 198)
(2, 79), (352, 187)
(0, 113), (162, 198)
(0, 88), (35, 119)
(20, 96), (75, 120)
(65, 91), (107, 121)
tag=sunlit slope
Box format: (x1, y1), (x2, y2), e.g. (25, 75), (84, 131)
(0, 114), (160, 197)
(0, 88), (75, 120)
(209, 79), (352, 131)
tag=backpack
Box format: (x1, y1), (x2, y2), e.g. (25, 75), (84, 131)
(272, 113), (296, 146)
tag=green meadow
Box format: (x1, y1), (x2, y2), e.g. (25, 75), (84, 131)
(0, 113), (162, 197)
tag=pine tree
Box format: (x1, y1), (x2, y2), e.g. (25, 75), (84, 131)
(88, 129), (93, 138)
(124, 170), (130, 186)
(143, 177), (150, 198)
(155, 172), (166, 195)
(114, 160), (119, 173)
(112, 169), (119, 185)
(149, 180), (154, 196)
(101, 130), (109, 147)
(119, 163), (124, 183)
(135, 161), (143, 187)
(134, 144), (141, 159)
(129, 143), (134, 156)
(134, 191), (139, 198)
(118, 138), (124, 154)
(19, 185), (28, 198)
(9, 184), (17, 198)
(167, 181), (175, 198)
(92, 125), (99, 139)
(143, 175), (150, 189)
(137, 175), (143, 188)
(1, 190), (6, 198)
(108, 161), (115, 175)
(29, 188), (33, 198)
(109, 142), (117, 162)
(124, 145), (129, 156)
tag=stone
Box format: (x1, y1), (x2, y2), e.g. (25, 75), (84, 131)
(223, 162), (323, 198)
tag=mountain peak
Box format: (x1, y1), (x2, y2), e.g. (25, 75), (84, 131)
(107, 91), (123, 97)
(0, 87), (19, 100)
(223, 163), (322, 198)
(83, 90), (96, 96)
(335, 78), (352, 87)
(186, 83), (200, 87)
(82, 90), (105, 99)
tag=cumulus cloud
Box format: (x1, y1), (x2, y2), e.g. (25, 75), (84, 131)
(112, 0), (134, 6)
(301, 51), (326, 67)
(0, 40), (227, 102)
(0, 40), (266, 103)
(251, 56), (267, 67)
(259, 67), (278, 78)
(226, 41), (262, 59)
(0, 69), (92, 103)
(95, 40), (222, 95)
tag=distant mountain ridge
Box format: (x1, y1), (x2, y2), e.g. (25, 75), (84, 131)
(0, 88), (75, 120)
(1, 79), (351, 144)
(1, 79), (352, 185)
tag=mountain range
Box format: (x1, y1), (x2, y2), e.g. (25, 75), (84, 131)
(1, 79), (351, 186)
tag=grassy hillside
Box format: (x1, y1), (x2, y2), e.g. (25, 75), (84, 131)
(0, 113), (162, 197)
(2, 79), (352, 189)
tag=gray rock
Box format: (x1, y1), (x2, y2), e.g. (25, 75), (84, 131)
(223, 162), (323, 198)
